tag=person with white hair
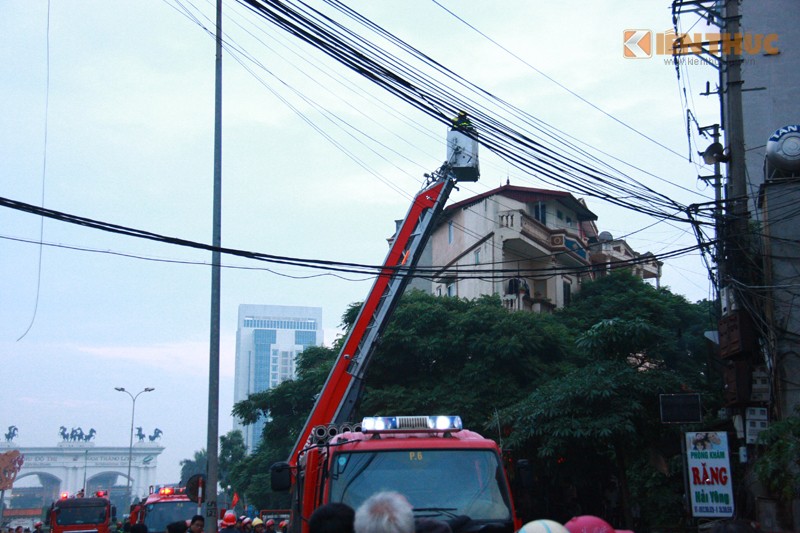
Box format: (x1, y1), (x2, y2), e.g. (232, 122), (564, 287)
(354, 492), (414, 533)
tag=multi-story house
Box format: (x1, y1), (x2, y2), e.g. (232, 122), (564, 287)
(422, 183), (660, 312)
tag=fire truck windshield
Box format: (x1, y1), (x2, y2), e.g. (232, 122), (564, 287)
(55, 505), (108, 525)
(144, 501), (196, 532)
(328, 449), (512, 521)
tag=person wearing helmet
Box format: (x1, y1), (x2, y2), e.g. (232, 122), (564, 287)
(563, 516), (634, 533)
(251, 519), (264, 533)
(33, 523), (44, 533)
(451, 111), (474, 133)
(220, 512), (238, 533)
(242, 518), (253, 533)
(277, 521), (288, 533)
(518, 520), (569, 533)
(264, 520), (275, 533)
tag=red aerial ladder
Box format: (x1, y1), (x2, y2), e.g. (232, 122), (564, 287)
(271, 116), (522, 533)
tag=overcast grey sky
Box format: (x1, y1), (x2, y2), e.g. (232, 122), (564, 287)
(2, 1), (719, 485)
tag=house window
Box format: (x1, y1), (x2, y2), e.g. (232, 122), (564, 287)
(533, 202), (546, 224)
(563, 281), (572, 306)
(474, 249), (480, 264)
(436, 286), (442, 297)
(448, 221), (454, 244)
(566, 216), (573, 227)
(557, 210), (564, 220)
(446, 282), (455, 297)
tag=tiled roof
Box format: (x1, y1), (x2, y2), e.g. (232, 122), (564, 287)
(445, 183), (598, 220)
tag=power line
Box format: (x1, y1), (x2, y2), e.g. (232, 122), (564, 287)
(0, 194), (709, 281)
(430, 0), (689, 161)
(17, 0), (52, 343)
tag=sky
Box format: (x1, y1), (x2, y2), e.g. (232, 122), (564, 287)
(1, 1), (720, 487)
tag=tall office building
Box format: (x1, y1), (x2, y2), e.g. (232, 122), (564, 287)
(233, 304), (323, 452)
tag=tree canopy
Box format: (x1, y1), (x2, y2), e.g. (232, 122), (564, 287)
(229, 271), (717, 529)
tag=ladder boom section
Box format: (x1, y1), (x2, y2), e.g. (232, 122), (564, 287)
(289, 171), (456, 465)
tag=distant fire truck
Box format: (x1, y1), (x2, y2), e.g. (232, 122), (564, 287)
(47, 491), (115, 533)
(129, 486), (196, 533)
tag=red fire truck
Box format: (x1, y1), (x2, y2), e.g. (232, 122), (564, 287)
(47, 491), (116, 533)
(271, 117), (521, 533)
(129, 486), (196, 533)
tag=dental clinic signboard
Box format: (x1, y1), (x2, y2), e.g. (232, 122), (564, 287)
(685, 432), (735, 518)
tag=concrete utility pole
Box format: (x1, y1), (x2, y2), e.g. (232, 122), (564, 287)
(205, 0), (222, 531)
(698, 123), (724, 307)
(723, 0), (748, 287)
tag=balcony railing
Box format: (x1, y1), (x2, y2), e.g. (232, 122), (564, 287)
(499, 210), (588, 260)
(501, 293), (556, 313)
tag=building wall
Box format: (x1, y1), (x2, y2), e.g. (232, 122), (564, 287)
(429, 192), (597, 310)
(742, 1), (800, 215)
(718, 4), (800, 528)
(431, 197), (505, 300)
(740, 2), (800, 417)
(761, 180), (800, 418)
(232, 304), (323, 452)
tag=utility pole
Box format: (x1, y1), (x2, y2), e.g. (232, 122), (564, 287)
(723, 0), (748, 288)
(205, 0), (222, 531)
(698, 123), (725, 314)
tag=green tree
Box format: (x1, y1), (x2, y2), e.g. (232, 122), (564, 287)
(231, 276), (713, 526)
(358, 291), (574, 426)
(755, 408), (800, 504)
(179, 449), (207, 486)
(560, 270), (715, 377)
(230, 293), (572, 507)
(219, 430), (247, 497)
(498, 272), (716, 528)
(499, 360), (687, 527)
(230, 344), (340, 509)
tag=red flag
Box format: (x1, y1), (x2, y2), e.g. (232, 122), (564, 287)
(230, 492), (239, 508)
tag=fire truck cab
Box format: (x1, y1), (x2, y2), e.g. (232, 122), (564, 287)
(129, 486), (195, 533)
(47, 491), (116, 533)
(273, 416), (515, 532)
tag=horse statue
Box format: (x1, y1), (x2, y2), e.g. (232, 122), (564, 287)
(136, 427), (146, 442)
(148, 428), (163, 442)
(70, 427), (84, 442)
(83, 429), (96, 442)
(4, 426), (17, 442)
(59, 426), (69, 441)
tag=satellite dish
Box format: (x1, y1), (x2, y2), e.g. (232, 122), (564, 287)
(186, 474), (206, 503)
(700, 142), (728, 165)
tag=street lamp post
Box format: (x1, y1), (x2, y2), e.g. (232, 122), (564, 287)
(115, 387), (154, 506)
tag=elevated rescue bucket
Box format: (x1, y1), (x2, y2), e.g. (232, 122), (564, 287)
(447, 112), (480, 182)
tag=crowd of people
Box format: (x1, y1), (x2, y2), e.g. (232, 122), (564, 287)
(11, 491), (759, 533)
(4, 521), (46, 533)
(301, 491), (760, 533)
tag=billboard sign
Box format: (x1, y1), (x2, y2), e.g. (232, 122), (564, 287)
(685, 432), (735, 518)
